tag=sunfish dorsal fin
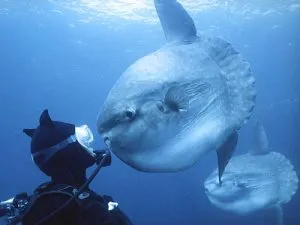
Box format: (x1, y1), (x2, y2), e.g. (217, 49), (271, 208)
(250, 121), (269, 155)
(154, 0), (197, 42)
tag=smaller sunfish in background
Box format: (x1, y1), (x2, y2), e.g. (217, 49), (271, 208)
(204, 121), (298, 225)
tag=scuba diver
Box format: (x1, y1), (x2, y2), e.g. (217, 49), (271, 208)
(0, 109), (133, 225)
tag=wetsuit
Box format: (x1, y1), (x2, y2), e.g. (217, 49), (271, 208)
(21, 182), (133, 225)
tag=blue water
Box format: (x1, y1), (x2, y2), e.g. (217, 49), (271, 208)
(0, 1), (299, 225)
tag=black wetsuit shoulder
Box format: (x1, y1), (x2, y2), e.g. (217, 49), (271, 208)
(21, 182), (133, 225)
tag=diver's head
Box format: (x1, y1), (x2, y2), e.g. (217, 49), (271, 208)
(23, 109), (96, 182)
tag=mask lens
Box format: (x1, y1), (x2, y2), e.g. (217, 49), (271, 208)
(75, 125), (94, 153)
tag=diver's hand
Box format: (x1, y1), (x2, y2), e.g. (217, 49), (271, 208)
(0, 204), (7, 217)
(0, 198), (12, 218)
(94, 149), (112, 167)
(13, 193), (29, 205)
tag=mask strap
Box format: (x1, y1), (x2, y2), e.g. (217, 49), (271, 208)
(31, 135), (77, 165)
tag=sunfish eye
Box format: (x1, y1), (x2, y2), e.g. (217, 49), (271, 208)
(233, 179), (237, 186)
(237, 182), (246, 188)
(124, 108), (136, 120)
(232, 178), (245, 188)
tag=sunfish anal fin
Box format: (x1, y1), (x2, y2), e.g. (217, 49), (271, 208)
(154, 0), (197, 42)
(217, 131), (239, 184)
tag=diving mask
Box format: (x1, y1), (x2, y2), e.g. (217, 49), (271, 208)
(32, 125), (96, 165)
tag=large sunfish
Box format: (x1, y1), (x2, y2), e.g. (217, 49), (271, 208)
(97, 0), (256, 176)
(204, 122), (298, 224)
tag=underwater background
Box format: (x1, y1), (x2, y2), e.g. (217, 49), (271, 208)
(0, 0), (299, 224)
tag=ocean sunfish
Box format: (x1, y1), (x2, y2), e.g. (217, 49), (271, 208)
(97, 0), (256, 177)
(204, 122), (298, 224)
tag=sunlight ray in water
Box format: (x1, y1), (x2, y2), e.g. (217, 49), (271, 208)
(48, 0), (300, 24)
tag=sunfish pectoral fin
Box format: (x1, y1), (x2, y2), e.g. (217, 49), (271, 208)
(164, 81), (212, 112)
(164, 85), (189, 112)
(154, 0), (197, 42)
(217, 131), (239, 184)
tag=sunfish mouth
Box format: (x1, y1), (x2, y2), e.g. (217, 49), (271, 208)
(103, 136), (111, 148)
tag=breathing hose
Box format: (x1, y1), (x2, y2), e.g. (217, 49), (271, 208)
(31, 152), (110, 225)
